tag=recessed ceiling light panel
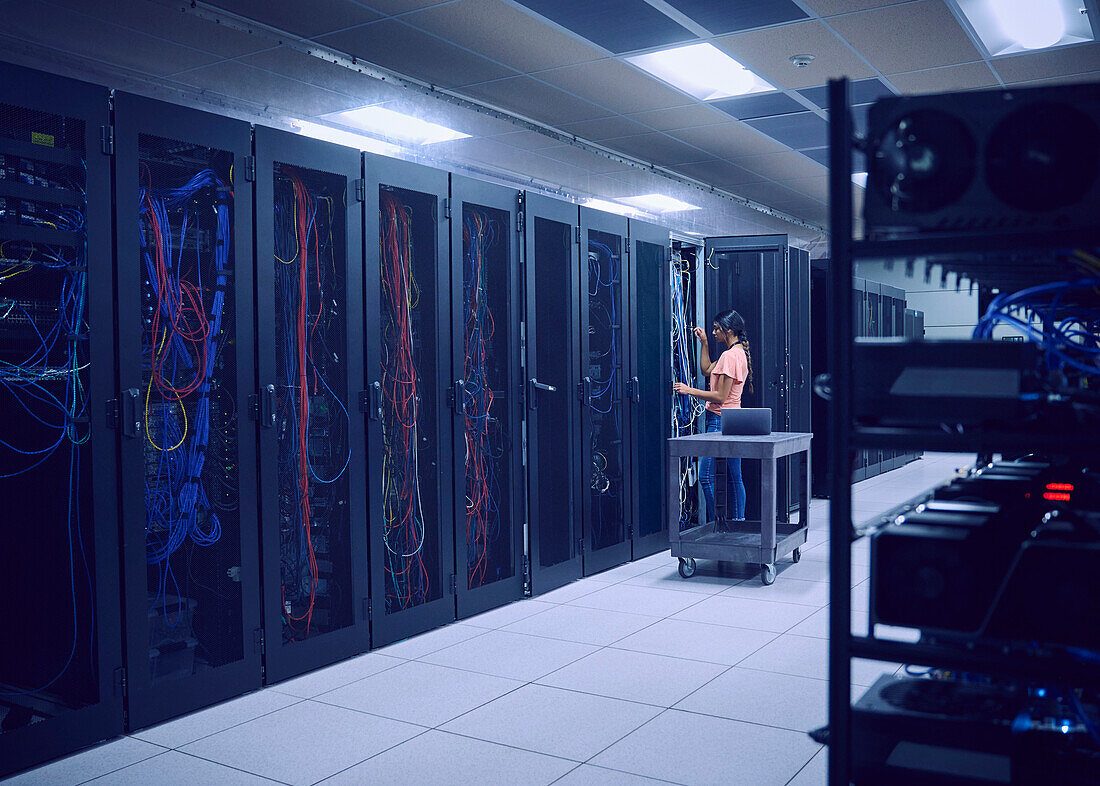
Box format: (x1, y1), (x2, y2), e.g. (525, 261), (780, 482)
(295, 121), (403, 157)
(618, 194), (701, 212)
(583, 198), (639, 217)
(950, 0), (1093, 56)
(323, 106), (470, 145)
(627, 43), (776, 101)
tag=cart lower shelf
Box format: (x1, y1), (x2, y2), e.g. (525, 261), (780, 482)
(671, 520), (807, 585)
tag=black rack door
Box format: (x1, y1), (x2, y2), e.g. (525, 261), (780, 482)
(788, 246), (812, 488)
(253, 127), (368, 682)
(363, 155), (455, 647)
(627, 219), (672, 559)
(580, 207), (632, 574)
(0, 63), (123, 778)
(523, 193), (582, 595)
(114, 94), (260, 730)
(449, 175), (525, 618)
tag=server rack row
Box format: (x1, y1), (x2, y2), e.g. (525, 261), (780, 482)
(0, 62), (684, 776)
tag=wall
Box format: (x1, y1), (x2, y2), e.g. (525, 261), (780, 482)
(855, 259), (978, 339)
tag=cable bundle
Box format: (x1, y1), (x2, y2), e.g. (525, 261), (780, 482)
(139, 167), (231, 611)
(670, 251), (703, 530)
(273, 167), (351, 640)
(0, 159), (92, 696)
(380, 190), (430, 611)
(587, 239), (622, 547)
(463, 210), (504, 589)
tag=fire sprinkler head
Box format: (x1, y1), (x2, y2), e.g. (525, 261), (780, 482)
(790, 54), (815, 68)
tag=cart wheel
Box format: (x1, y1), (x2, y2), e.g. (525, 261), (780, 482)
(678, 558), (697, 579)
(792, 548), (802, 564)
(761, 563), (776, 586)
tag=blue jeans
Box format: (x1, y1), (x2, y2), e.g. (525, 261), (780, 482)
(700, 411), (746, 522)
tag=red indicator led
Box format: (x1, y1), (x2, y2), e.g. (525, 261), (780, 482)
(1046, 482), (1074, 492)
(1043, 492), (1072, 502)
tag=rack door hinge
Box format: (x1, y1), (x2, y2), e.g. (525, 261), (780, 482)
(628, 525), (634, 538)
(253, 627), (265, 655)
(243, 155), (256, 182)
(522, 555), (531, 584)
(362, 597), (372, 622)
(576, 537), (585, 554)
(443, 197), (451, 219)
(99, 125), (114, 156)
(113, 666), (126, 697)
(247, 393), (259, 420)
(449, 574), (458, 595)
(105, 398), (119, 429)
(574, 226), (581, 245)
(354, 178), (366, 202)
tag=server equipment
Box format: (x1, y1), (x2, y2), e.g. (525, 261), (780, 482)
(362, 155), (455, 647)
(449, 175), (525, 617)
(0, 62), (123, 777)
(628, 218), (673, 558)
(704, 235), (810, 522)
(113, 95), (261, 729)
(523, 193), (582, 595)
(253, 127), (369, 682)
(670, 240), (705, 532)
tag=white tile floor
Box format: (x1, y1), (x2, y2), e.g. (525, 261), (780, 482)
(5, 453), (972, 786)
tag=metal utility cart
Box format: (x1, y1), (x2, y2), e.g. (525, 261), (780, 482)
(668, 432), (812, 585)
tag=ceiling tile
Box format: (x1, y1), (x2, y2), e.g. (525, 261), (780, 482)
(241, 47), (407, 101)
(745, 112), (828, 150)
(714, 20), (874, 90)
(626, 104), (729, 131)
(663, 0), (807, 34)
(603, 132), (712, 165)
(458, 76), (611, 124)
(177, 60), (362, 115)
(319, 20), (513, 88)
(777, 176), (829, 201)
(889, 62), (999, 94)
(490, 130), (561, 150)
(0, 2), (217, 76)
(829, 0), (982, 74)
(668, 121), (788, 158)
(798, 77), (893, 108)
(731, 150), (827, 180)
(1005, 70), (1100, 87)
(362, 0), (450, 13)
(801, 0), (909, 15)
(710, 92), (806, 120)
(512, 0), (696, 54)
(537, 144), (610, 169)
(205, 0), (380, 38)
(671, 159), (766, 188)
(992, 43), (1100, 84)
(402, 0), (604, 73)
(537, 60), (695, 114)
(802, 146), (867, 171)
(728, 180), (808, 207)
(558, 115), (651, 140)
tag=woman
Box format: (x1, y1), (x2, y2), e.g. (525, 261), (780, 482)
(672, 309), (752, 524)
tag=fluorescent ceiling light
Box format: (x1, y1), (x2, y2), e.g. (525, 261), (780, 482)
(583, 198), (639, 217)
(295, 121), (403, 157)
(951, 0), (1092, 56)
(618, 193), (700, 212)
(852, 172), (868, 189)
(325, 106), (469, 145)
(627, 43), (775, 101)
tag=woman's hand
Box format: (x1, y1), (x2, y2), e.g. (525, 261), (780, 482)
(693, 326), (707, 343)
(673, 382), (692, 396)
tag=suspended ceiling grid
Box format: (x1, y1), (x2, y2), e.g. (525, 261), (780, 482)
(0, 0), (1096, 243)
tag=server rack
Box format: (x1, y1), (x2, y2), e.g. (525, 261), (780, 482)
(704, 235), (809, 522)
(670, 240), (706, 530)
(362, 154), (455, 647)
(252, 127), (368, 682)
(522, 193), (582, 595)
(627, 218), (672, 558)
(113, 94), (261, 729)
(448, 175), (525, 618)
(0, 63), (124, 777)
(579, 206), (632, 574)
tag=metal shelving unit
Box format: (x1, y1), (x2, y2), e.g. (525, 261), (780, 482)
(825, 77), (1100, 785)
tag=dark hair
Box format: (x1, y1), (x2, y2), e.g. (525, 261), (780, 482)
(713, 309), (753, 393)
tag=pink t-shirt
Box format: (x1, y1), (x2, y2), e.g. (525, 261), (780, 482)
(706, 344), (748, 414)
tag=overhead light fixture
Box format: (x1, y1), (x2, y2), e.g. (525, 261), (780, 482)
(295, 121), (403, 157)
(852, 172), (868, 189)
(323, 106), (469, 145)
(618, 194), (701, 212)
(583, 198), (639, 217)
(950, 0), (1092, 56)
(626, 43), (775, 101)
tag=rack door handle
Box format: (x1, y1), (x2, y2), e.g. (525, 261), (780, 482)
(369, 381), (383, 421)
(121, 387), (141, 439)
(259, 384), (276, 429)
(528, 378), (557, 410)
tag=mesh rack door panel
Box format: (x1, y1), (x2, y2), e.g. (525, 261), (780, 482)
(670, 245), (704, 531)
(137, 132), (244, 684)
(634, 238), (668, 540)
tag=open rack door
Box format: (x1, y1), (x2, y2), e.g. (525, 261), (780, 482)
(363, 155), (456, 647)
(523, 193), (582, 595)
(627, 218), (672, 559)
(253, 127), (369, 683)
(0, 62), (124, 777)
(448, 175), (525, 619)
(113, 94), (261, 730)
(579, 206), (632, 575)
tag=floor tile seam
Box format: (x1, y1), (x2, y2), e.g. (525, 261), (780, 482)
(428, 727), (585, 766)
(173, 748), (297, 786)
(301, 726), (435, 786)
(464, 605), (558, 630)
(416, 640), (603, 695)
(68, 740), (173, 786)
(732, 662), (891, 688)
(547, 762), (585, 785)
(783, 747), (826, 786)
(549, 760), (687, 786)
(516, 603), (669, 626)
(711, 588), (827, 609)
(528, 673), (722, 712)
(139, 694), (311, 750)
(374, 624), (495, 659)
(307, 683), (519, 729)
(664, 703), (826, 737)
(619, 577), (746, 597)
(577, 709), (694, 786)
(265, 655), (410, 700)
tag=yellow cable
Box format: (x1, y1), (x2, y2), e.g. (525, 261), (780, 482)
(145, 328), (188, 451)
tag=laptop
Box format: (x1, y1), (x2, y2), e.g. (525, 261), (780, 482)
(720, 408), (772, 436)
